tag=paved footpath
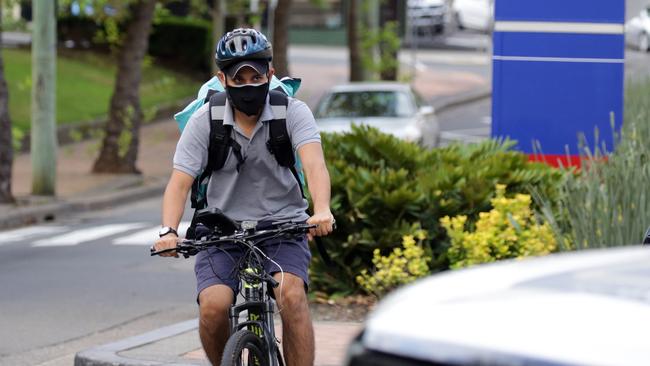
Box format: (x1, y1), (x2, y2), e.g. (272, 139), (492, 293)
(75, 319), (363, 366)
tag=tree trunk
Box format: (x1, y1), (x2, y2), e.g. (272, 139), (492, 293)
(272, 0), (292, 78)
(347, 0), (363, 81)
(0, 6), (14, 203)
(31, 0), (57, 195)
(211, 0), (226, 76)
(379, 0), (398, 81)
(92, 0), (157, 174)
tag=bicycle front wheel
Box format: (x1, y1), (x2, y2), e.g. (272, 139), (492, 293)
(220, 329), (269, 366)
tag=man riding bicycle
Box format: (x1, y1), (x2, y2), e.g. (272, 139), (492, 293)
(152, 28), (334, 366)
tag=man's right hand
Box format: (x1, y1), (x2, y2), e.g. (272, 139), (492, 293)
(152, 234), (179, 258)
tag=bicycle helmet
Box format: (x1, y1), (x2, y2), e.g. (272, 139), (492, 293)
(215, 28), (273, 71)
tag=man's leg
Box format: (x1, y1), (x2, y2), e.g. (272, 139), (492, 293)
(198, 284), (234, 365)
(273, 272), (314, 366)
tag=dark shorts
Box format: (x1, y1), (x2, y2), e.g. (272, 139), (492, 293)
(194, 235), (311, 301)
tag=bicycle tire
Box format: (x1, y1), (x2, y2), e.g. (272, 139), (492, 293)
(220, 329), (269, 366)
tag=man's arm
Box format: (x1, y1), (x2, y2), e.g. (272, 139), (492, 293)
(298, 142), (334, 238)
(153, 169), (195, 257)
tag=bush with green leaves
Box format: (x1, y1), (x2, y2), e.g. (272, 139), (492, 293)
(310, 125), (563, 296)
(538, 79), (650, 249)
(356, 227), (430, 298)
(442, 184), (556, 269)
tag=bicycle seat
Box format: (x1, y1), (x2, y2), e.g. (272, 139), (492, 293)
(195, 207), (240, 235)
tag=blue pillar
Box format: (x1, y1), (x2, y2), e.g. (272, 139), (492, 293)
(491, 0), (625, 165)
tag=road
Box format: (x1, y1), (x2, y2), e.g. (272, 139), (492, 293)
(0, 198), (196, 366)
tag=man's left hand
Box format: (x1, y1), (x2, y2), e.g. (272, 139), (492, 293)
(306, 211), (335, 240)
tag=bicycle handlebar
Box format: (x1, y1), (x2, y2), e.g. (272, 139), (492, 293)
(150, 222), (317, 257)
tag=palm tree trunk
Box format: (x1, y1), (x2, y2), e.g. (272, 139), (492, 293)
(0, 6), (14, 203)
(92, 0), (157, 174)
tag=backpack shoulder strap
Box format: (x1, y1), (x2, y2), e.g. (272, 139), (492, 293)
(266, 91), (306, 198)
(190, 92), (238, 209)
(207, 92), (232, 172)
(266, 90), (293, 168)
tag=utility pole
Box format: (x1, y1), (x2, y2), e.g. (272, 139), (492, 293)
(31, 0), (57, 196)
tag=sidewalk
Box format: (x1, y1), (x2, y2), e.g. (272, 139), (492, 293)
(75, 318), (364, 366)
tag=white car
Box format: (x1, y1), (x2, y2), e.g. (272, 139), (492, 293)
(314, 83), (440, 147)
(452, 0), (493, 33)
(625, 6), (650, 52)
(345, 246), (650, 366)
(408, 0), (449, 35)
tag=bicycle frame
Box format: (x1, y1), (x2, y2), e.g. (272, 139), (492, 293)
(151, 220), (316, 366)
(228, 241), (283, 366)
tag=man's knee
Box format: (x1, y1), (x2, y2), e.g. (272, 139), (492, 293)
(199, 285), (233, 327)
(274, 274), (308, 312)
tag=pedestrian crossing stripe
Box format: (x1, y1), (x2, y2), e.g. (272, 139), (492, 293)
(0, 221), (194, 248)
(0, 225), (68, 244)
(113, 221), (191, 246)
(33, 223), (148, 247)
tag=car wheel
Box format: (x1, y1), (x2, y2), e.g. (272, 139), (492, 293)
(455, 12), (464, 30)
(640, 33), (650, 52)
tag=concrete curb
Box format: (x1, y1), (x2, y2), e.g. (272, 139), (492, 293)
(0, 181), (167, 230)
(431, 85), (492, 115)
(74, 319), (200, 366)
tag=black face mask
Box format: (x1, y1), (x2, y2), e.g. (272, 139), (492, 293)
(225, 82), (270, 117)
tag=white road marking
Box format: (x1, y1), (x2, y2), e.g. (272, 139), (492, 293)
(0, 226), (68, 244)
(33, 223), (147, 247)
(113, 221), (192, 246)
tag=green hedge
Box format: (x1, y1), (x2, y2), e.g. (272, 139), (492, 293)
(148, 16), (212, 76)
(57, 15), (212, 76)
(310, 126), (563, 296)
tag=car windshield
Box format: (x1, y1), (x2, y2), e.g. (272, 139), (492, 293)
(317, 90), (415, 118)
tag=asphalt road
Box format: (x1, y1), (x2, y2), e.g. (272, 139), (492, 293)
(0, 197), (197, 366)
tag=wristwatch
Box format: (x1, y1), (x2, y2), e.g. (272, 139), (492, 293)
(158, 226), (178, 237)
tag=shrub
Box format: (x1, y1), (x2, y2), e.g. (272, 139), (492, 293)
(441, 184), (557, 269)
(538, 79), (650, 249)
(148, 16), (212, 76)
(310, 125), (563, 296)
(356, 227), (430, 298)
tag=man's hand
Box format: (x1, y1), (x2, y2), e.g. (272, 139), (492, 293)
(152, 234), (179, 258)
(306, 211), (335, 241)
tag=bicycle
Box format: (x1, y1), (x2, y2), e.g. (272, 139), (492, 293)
(151, 208), (316, 366)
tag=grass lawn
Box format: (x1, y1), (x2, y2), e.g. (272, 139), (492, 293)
(4, 48), (200, 134)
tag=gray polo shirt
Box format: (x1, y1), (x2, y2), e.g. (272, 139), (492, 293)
(173, 95), (320, 222)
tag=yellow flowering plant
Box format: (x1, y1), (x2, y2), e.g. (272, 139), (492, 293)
(356, 229), (431, 298)
(441, 184), (556, 269)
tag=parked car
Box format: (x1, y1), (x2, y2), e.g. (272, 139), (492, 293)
(452, 0), (493, 33)
(408, 0), (450, 35)
(314, 83), (440, 147)
(625, 6), (650, 52)
(345, 246), (650, 366)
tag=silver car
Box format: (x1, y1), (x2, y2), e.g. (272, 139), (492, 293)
(625, 6), (650, 52)
(345, 246), (650, 366)
(314, 83), (440, 147)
